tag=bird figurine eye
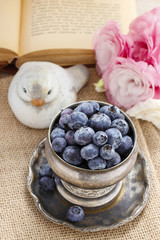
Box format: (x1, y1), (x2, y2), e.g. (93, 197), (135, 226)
(47, 90), (52, 95)
(23, 88), (27, 93)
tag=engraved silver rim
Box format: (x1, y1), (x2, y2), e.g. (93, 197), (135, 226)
(55, 177), (122, 207)
(61, 180), (116, 199)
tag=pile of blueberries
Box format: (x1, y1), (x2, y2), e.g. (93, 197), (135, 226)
(39, 162), (54, 191)
(39, 162), (84, 222)
(39, 101), (134, 223)
(51, 101), (134, 170)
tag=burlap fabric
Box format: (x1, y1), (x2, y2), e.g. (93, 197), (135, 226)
(0, 68), (160, 240)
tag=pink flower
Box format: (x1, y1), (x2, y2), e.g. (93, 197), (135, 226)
(128, 7), (160, 69)
(102, 58), (160, 109)
(93, 21), (133, 75)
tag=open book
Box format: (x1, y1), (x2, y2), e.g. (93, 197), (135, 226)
(0, 0), (136, 71)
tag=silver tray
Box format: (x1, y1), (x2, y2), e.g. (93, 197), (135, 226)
(27, 138), (150, 232)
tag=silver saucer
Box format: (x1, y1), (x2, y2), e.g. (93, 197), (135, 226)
(27, 138), (150, 232)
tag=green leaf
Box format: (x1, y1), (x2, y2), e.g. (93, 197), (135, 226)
(94, 79), (105, 92)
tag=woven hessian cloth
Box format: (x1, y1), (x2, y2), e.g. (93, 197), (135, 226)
(0, 68), (160, 240)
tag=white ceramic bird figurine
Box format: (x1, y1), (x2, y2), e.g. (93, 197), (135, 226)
(8, 61), (89, 129)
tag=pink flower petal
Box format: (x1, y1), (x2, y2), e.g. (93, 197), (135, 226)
(102, 58), (158, 109)
(93, 21), (133, 75)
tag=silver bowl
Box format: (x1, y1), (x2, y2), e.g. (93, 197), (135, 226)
(45, 101), (138, 207)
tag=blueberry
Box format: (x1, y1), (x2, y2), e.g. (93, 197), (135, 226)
(88, 113), (111, 131)
(90, 101), (100, 113)
(39, 163), (54, 177)
(111, 119), (129, 136)
(63, 146), (83, 166)
(100, 105), (121, 120)
(52, 137), (67, 153)
(65, 130), (76, 145)
(39, 176), (54, 191)
(119, 113), (125, 120)
(88, 157), (107, 170)
(59, 114), (71, 129)
(74, 102), (94, 117)
(108, 105), (121, 119)
(50, 127), (65, 140)
(108, 105), (121, 120)
(99, 105), (109, 115)
(81, 143), (99, 160)
(100, 144), (116, 160)
(93, 131), (108, 146)
(105, 128), (122, 149)
(68, 111), (88, 130)
(116, 136), (133, 156)
(106, 152), (121, 168)
(74, 127), (95, 145)
(66, 205), (84, 222)
(61, 108), (73, 116)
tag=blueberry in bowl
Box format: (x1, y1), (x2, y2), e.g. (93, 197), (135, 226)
(45, 101), (138, 207)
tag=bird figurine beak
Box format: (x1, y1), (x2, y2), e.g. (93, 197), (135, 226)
(31, 98), (45, 106)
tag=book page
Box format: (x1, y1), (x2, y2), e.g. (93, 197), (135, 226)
(20, 0), (136, 56)
(0, 0), (21, 53)
(136, 0), (160, 15)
